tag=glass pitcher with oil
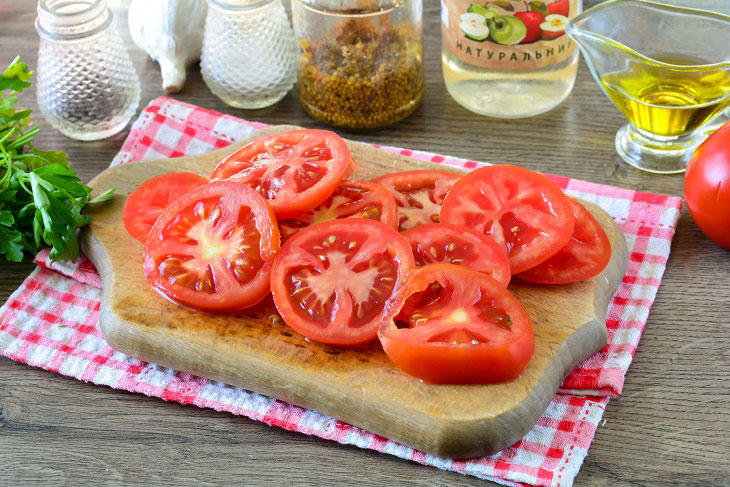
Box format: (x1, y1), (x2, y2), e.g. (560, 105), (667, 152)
(567, 0), (730, 174)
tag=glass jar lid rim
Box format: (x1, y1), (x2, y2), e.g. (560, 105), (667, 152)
(36, 0), (112, 40)
(207, 0), (275, 11)
(295, 0), (403, 14)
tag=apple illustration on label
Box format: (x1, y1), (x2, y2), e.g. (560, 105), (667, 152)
(514, 11), (544, 43)
(460, 12), (490, 41)
(467, 3), (499, 20)
(547, 0), (570, 17)
(488, 15), (527, 45)
(540, 14), (568, 39)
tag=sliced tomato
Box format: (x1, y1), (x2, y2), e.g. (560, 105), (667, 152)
(517, 199), (611, 284)
(378, 264), (534, 384)
(123, 171), (208, 243)
(372, 170), (461, 231)
(401, 223), (511, 287)
(270, 219), (415, 346)
(440, 165), (575, 274)
(210, 129), (354, 217)
(278, 180), (399, 241)
(143, 181), (279, 312)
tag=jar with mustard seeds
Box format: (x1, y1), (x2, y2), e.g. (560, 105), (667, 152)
(291, 0), (424, 129)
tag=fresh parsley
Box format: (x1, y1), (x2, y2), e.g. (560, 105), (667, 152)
(0, 56), (114, 263)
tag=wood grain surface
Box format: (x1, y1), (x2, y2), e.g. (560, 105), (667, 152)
(0, 1), (728, 486)
(80, 125), (627, 458)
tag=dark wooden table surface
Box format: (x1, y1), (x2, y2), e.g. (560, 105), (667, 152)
(1, 1), (728, 486)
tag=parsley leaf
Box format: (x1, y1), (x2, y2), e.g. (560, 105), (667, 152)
(0, 56), (114, 263)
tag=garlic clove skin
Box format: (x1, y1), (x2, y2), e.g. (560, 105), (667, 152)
(128, 0), (207, 93)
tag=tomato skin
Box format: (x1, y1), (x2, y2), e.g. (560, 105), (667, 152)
(271, 218), (415, 346)
(123, 172), (208, 243)
(401, 223), (511, 287)
(143, 181), (280, 312)
(685, 122), (730, 250)
(211, 129), (353, 218)
(379, 323), (535, 384)
(379, 264), (534, 384)
(440, 164), (575, 274)
(517, 199), (611, 284)
(278, 179), (399, 240)
(373, 170), (461, 231)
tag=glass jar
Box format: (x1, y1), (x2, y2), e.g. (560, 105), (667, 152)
(201, 0), (297, 109)
(441, 0), (582, 119)
(35, 0), (141, 141)
(292, 0), (424, 129)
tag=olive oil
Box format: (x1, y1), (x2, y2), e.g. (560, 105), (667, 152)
(600, 55), (730, 137)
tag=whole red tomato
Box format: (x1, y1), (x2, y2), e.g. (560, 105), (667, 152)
(684, 122), (730, 250)
(548, 0), (570, 17)
(514, 11), (544, 43)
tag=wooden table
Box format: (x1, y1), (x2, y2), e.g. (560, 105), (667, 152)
(1, 1), (727, 485)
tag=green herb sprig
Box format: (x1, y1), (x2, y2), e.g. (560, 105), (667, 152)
(0, 56), (114, 263)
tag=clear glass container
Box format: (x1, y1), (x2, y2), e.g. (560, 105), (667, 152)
(568, 0), (730, 174)
(292, 0), (424, 129)
(441, 0), (582, 119)
(201, 0), (297, 109)
(35, 0), (141, 141)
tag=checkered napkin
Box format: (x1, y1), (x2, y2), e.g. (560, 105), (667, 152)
(0, 97), (682, 487)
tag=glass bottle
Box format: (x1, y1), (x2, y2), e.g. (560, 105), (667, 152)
(201, 0), (297, 109)
(35, 0), (141, 141)
(292, 0), (424, 130)
(441, 0), (582, 118)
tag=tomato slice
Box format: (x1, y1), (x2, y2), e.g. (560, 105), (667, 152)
(278, 180), (399, 241)
(517, 199), (611, 284)
(372, 170), (461, 231)
(210, 129), (354, 217)
(401, 223), (511, 287)
(123, 172), (208, 243)
(270, 219), (415, 346)
(440, 165), (575, 274)
(143, 181), (280, 312)
(378, 264), (534, 384)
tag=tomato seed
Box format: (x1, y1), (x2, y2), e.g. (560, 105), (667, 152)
(348, 241), (357, 250)
(328, 235), (336, 243)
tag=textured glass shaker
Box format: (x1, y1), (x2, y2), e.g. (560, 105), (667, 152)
(35, 0), (141, 141)
(201, 0), (297, 109)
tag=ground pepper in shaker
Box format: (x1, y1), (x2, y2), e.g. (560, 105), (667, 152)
(292, 0), (424, 130)
(35, 0), (141, 141)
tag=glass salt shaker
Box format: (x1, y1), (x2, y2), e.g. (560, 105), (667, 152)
(35, 0), (141, 141)
(201, 0), (297, 109)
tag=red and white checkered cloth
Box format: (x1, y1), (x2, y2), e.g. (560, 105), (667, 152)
(1, 97), (682, 487)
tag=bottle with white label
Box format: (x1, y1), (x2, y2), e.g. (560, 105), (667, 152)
(441, 0), (581, 118)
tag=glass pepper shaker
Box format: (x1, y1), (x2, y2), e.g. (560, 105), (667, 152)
(292, 0), (425, 129)
(201, 0), (297, 109)
(35, 0), (141, 141)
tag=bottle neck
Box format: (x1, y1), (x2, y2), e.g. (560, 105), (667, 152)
(36, 0), (112, 41)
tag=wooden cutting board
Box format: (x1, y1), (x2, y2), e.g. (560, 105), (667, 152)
(80, 125), (628, 458)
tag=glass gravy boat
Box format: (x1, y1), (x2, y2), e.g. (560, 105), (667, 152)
(567, 0), (730, 174)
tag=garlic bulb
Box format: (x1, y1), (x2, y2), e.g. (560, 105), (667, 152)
(128, 0), (207, 93)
